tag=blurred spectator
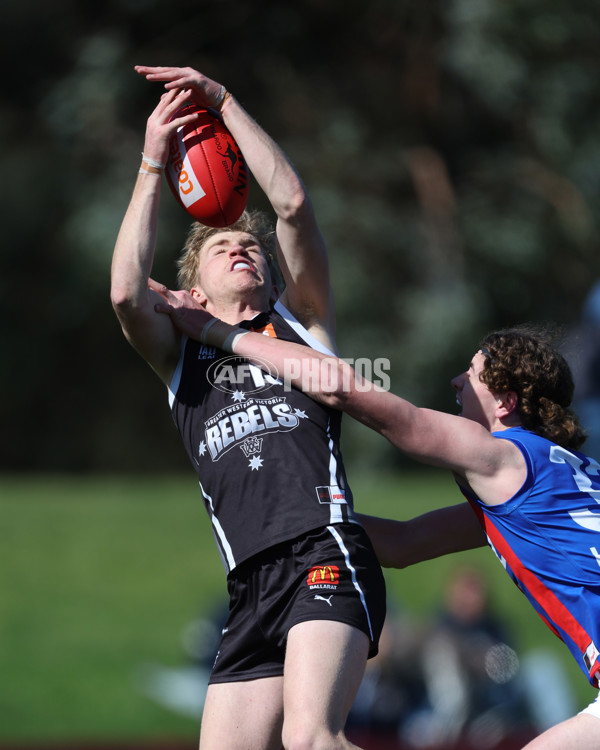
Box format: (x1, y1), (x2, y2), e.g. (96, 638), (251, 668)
(401, 567), (531, 749)
(135, 599), (229, 720)
(138, 583), (574, 748)
(347, 604), (429, 734)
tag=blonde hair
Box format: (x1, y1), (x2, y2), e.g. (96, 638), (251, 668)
(176, 210), (280, 291)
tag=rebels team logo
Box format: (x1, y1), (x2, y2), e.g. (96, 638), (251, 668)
(307, 565), (340, 590)
(199, 354), (309, 466)
(201, 397), (300, 461)
(207, 355), (280, 395)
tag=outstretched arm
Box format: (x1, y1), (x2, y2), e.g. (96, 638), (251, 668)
(147, 288), (489, 568)
(149, 287), (525, 503)
(357, 504), (487, 568)
(135, 66), (334, 347)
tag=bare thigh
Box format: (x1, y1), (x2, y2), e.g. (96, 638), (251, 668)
(199, 675), (284, 750)
(282, 620), (369, 749)
(521, 713), (600, 750)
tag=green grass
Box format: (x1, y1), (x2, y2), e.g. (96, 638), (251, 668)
(0, 471), (591, 742)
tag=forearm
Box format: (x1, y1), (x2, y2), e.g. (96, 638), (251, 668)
(221, 94), (331, 322)
(136, 66), (331, 322)
(112, 84), (199, 315)
(220, 95), (307, 220)
(221, 327), (347, 401)
(358, 503), (487, 569)
(111, 171), (161, 312)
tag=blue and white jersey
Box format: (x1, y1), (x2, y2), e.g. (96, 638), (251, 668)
(460, 426), (600, 686)
(168, 300), (357, 574)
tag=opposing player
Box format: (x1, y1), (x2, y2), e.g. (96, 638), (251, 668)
(148, 294), (600, 749)
(111, 65), (385, 750)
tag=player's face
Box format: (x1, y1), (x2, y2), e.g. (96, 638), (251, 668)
(451, 351), (500, 430)
(195, 231), (274, 304)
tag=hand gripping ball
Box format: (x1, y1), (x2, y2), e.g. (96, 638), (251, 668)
(165, 102), (249, 227)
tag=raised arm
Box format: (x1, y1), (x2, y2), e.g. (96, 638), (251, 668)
(135, 66), (334, 346)
(111, 88), (201, 382)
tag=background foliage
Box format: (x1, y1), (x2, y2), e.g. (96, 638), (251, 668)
(4, 0), (600, 473)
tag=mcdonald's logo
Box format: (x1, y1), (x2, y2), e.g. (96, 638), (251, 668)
(307, 565), (340, 587)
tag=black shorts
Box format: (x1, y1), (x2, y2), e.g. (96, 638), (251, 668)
(209, 523), (386, 684)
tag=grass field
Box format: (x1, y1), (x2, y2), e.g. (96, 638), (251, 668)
(0, 471), (591, 743)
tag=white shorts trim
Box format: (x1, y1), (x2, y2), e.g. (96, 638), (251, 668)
(580, 690), (600, 720)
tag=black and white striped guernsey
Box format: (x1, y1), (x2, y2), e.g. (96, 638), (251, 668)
(168, 300), (358, 574)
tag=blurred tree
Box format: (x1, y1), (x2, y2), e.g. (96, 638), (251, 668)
(2, 0), (599, 472)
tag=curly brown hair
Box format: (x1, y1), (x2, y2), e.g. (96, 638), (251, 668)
(479, 325), (586, 451)
(176, 209), (281, 291)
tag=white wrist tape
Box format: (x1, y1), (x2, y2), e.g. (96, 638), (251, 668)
(141, 153), (166, 170)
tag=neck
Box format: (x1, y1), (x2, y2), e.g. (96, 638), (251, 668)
(494, 414), (522, 432)
(207, 299), (270, 325)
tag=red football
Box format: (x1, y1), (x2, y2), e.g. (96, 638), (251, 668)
(165, 102), (249, 227)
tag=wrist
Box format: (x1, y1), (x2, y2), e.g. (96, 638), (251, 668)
(223, 328), (249, 352)
(201, 319), (246, 351)
(215, 85), (233, 114)
(139, 153), (166, 176)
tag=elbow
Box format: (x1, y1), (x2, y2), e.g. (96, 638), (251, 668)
(110, 285), (131, 315)
(110, 282), (145, 319)
(318, 390), (348, 412)
(111, 295), (133, 329)
(277, 184), (313, 224)
(317, 359), (353, 411)
(110, 285), (126, 312)
(287, 357), (353, 412)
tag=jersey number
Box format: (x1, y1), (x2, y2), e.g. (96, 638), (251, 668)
(550, 446), (600, 566)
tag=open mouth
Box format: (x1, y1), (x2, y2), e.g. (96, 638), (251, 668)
(232, 260), (254, 272)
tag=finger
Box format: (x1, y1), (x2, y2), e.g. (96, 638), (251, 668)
(135, 65), (175, 77)
(160, 87), (187, 104)
(162, 77), (191, 92)
(148, 278), (168, 293)
(137, 67), (190, 89)
(154, 88), (191, 118)
(153, 302), (174, 315)
(160, 92), (200, 130)
(167, 112), (199, 131)
(148, 281), (177, 304)
(165, 88), (193, 108)
(152, 88), (179, 114)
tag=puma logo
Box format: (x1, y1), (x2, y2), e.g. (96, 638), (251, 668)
(314, 594), (333, 606)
